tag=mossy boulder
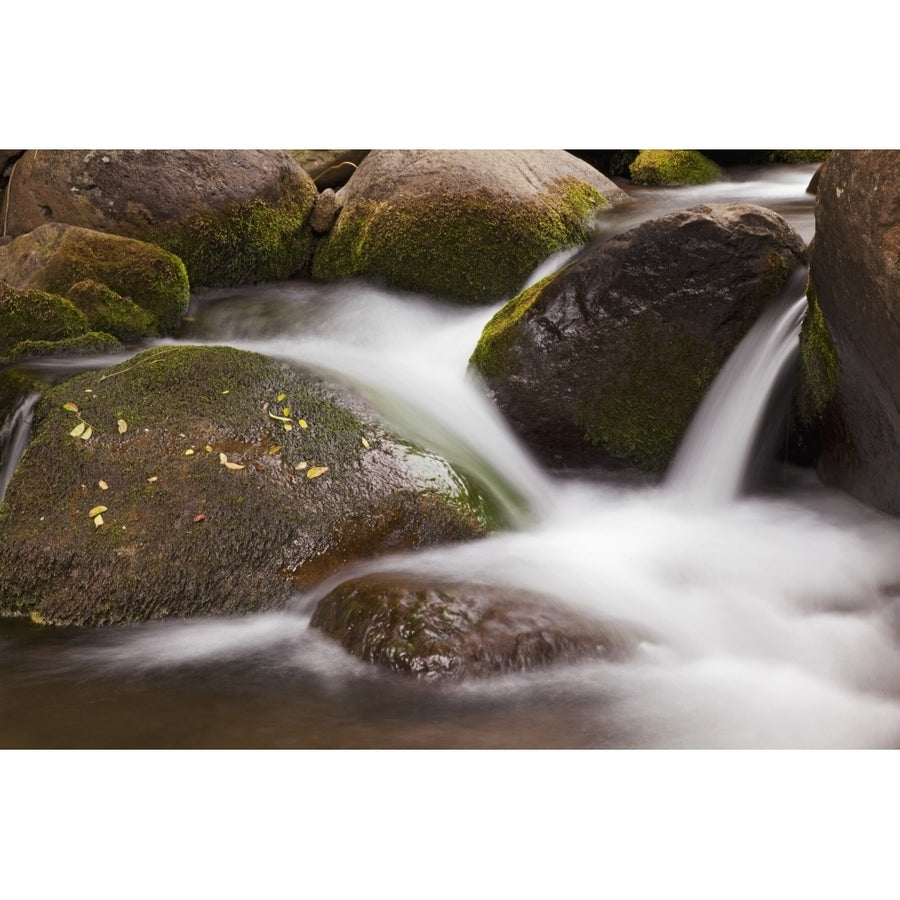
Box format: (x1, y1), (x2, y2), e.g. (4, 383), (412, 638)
(628, 150), (722, 186)
(0, 223), (189, 336)
(470, 202), (808, 472)
(807, 150), (900, 515)
(0, 279), (89, 358)
(2, 150), (318, 288)
(311, 149), (632, 303)
(309, 573), (634, 680)
(0, 345), (489, 626)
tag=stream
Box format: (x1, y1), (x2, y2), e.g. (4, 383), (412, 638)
(5, 163), (900, 748)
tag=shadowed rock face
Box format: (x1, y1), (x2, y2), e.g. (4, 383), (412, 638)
(2, 150), (318, 288)
(810, 150), (900, 516)
(310, 574), (635, 680)
(470, 202), (808, 472)
(312, 149), (632, 304)
(0, 346), (488, 626)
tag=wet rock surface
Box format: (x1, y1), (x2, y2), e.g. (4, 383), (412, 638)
(809, 150), (900, 515)
(0, 346), (487, 625)
(470, 202), (808, 471)
(310, 573), (635, 680)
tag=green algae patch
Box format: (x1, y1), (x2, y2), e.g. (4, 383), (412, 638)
(796, 281), (840, 425)
(629, 150), (723, 186)
(65, 280), (155, 341)
(769, 150), (831, 164)
(313, 179), (608, 304)
(0, 345), (487, 626)
(7, 331), (121, 363)
(150, 186), (317, 289)
(0, 281), (89, 357)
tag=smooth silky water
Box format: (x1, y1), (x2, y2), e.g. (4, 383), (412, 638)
(5, 164), (900, 749)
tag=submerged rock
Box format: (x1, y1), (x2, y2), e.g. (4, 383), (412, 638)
(470, 202), (808, 471)
(0, 223), (189, 337)
(310, 574), (633, 680)
(1, 150), (318, 289)
(0, 346), (488, 625)
(312, 149), (631, 303)
(808, 150), (900, 516)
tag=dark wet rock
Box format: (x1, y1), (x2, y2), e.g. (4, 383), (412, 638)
(1, 150), (317, 289)
(470, 202), (808, 471)
(286, 150), (370, 190)
(0, 346), (488, 626)
(807, 150), (900, 516)
(0, 223), (189, 336)
(312, 149), (632, 304)
(310, 574), (634, 680)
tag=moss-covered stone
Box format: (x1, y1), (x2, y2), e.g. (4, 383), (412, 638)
(769, 150), (831, 164)
(629, 150), (723, 186)
(0, 345), (488, 625)
(796, 280), (840, 426)
(0, 280), (88, 357)
(0, 224), (189, 336)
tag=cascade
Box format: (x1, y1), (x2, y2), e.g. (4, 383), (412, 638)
(0, 391), (38, 505)
(665, 268), (809, 504)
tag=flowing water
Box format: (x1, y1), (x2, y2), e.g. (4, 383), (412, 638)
(5, 163), (900, 749)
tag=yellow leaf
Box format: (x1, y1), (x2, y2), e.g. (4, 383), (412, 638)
(88, 505), (108, 518)
(147, 476), (158, 483)
(268, 445), (282, 455)
(224, 461), (245, 470)
(283, 422), (292, 432)
(219, 453), (228, 465)
(69, 422), (87, 437)
(98, 480), (109, 490)
(93, 514), (104, 528)
(294, 461), (307, 470)
(117, 419), (128, 434)
(298, 419), (308, 429)
(80, 426), (93, 441)
(205, 445), (213, 452)
(306, 466), (329, 479)
(84, 389), (93, 394)
(282, 406), (291, 416)
(184, 448), (194, 456)
(361, 436), (370, 449)
(222, 390), (230, 395)
(277, 393), (287, 402)
(63, 402), (79, 412)
(267, 411), (291, 422)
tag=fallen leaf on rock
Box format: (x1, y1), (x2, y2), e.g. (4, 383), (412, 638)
(298, 419), (308, 429)
(98, 480), (109, 490)
(283, 422), (292, 432)
(193, 514), (206, 524)
(361, 436), (370, 449)
(224, 462), (245, 470)
(147, 476), (158, 483)
(88, 505), (108, 518)
(63, 402), (79, 412)
(294, 461), (307, 470)
(277, 393), (287, 402)
(69, 422), (87, 437)
(93, 514), (104, 528)
(306, 466), (329, 479)
(268, 445), (282, 455)
(117, 419), (128, 434)
(80, 426), (93, 441)
(184, 448), (194, 456)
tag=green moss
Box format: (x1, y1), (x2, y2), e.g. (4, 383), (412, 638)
(312, 178), (608, 304)
(769, 150), (831, 164)
(7, 331), (121, 362)
(151, 184), (317, 289)
(469, 275), (554, 377)
(796, 280), (840, 425)
(0, 281), (88, 356)
(629, 150), (723, 186)
(37, 230), (190, 335)
(575, 320), (717, 471)
(65, 280), (155, 341)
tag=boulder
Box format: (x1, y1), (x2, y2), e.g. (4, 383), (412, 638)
(312, 149), (631, 303)
(0, 280), (89, 358)
(0, 345), (488, 625)
(628, 150), (722, 186)
(470, 202), (808, 471)
(1, 150), (318, 288)
(0, 223), (189, 336)
(807, 150), (900, 515)
(309, 574), (634, 680)
(286, 150), (370, 189)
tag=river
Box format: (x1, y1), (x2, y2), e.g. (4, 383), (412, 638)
(5, 163), (900, 749)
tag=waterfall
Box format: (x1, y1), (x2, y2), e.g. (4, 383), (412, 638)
(665, 269), (809, 504)
(0, 391), (38, 505)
